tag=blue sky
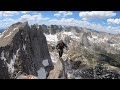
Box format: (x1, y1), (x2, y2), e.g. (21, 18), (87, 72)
(0, 11), (120, 34)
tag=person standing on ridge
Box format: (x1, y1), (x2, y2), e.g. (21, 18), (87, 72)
(56, 40), (68, 58)
(56, 40), (68, 79)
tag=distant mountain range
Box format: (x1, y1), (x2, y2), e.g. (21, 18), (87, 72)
(0, 21), (120, 79)
(0, 29), (5, 33)
(42, 24), (120, 79)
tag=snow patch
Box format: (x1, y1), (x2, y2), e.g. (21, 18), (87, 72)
(45, 31), (79, 45)
(0, 27), (18, 39)
(23, 44), (26, 50)
(67, 72), (74, 79)
(110, 44), (116, 47)
(7, 54), (16, 73)
(84, 47), (88, 49)
(75, 77), (82, 79)
(0, 29), (8, 38)
(88, 35), (108, 44)
(0, 50), (6, 62)
(45, 34), (58, 45)
(37, 26), (39, 29)
(0, 28), (13, 38)
(4, 32), (12, 38)
(110, 44), (120, 50)
(42, 59), (49, 67)
(16, 48), (20, 54)
(37, 67), (46, 79)
(63, 32), (79, 40)
(87, 37), (95, 42)
(102, 37), (108, 42)
(7, 49), (20, 73)
(92, 35), (98, 39)
(13, 27), (18, 31)
(63, 32), (74, 36)
(50, 52), (58, 63)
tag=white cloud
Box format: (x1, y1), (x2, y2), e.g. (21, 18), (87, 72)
(21, 11), (30, 14)
(79, 11), (116, 20)
(2, 18), (16, 23)
(48, 18), (77, 26)
(19, 13), (49, 22)
(54, 13), (61, 17)
(48, 18), (100, 28)
(0, 11), (19, 17)
(107, 18), (120, 24)
(48, 18), (120, 34)
(106, 26), (120, 34)
(0, 18), (18, 28)
(54, 11), (73, 17)
(0, 12), (120, 34)
(0, 13), (49, 28)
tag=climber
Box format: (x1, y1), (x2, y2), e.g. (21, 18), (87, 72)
(56, 40), (68, 58)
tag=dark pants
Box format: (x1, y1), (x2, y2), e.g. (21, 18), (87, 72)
(59, 49), (63, 57)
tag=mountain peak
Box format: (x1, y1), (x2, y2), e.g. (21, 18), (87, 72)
(0, 21), (54, 79)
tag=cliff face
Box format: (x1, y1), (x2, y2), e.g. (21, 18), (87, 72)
(0, 22), (54, 79)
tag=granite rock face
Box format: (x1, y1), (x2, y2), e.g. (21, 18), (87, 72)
(0, 22), (54, 79)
